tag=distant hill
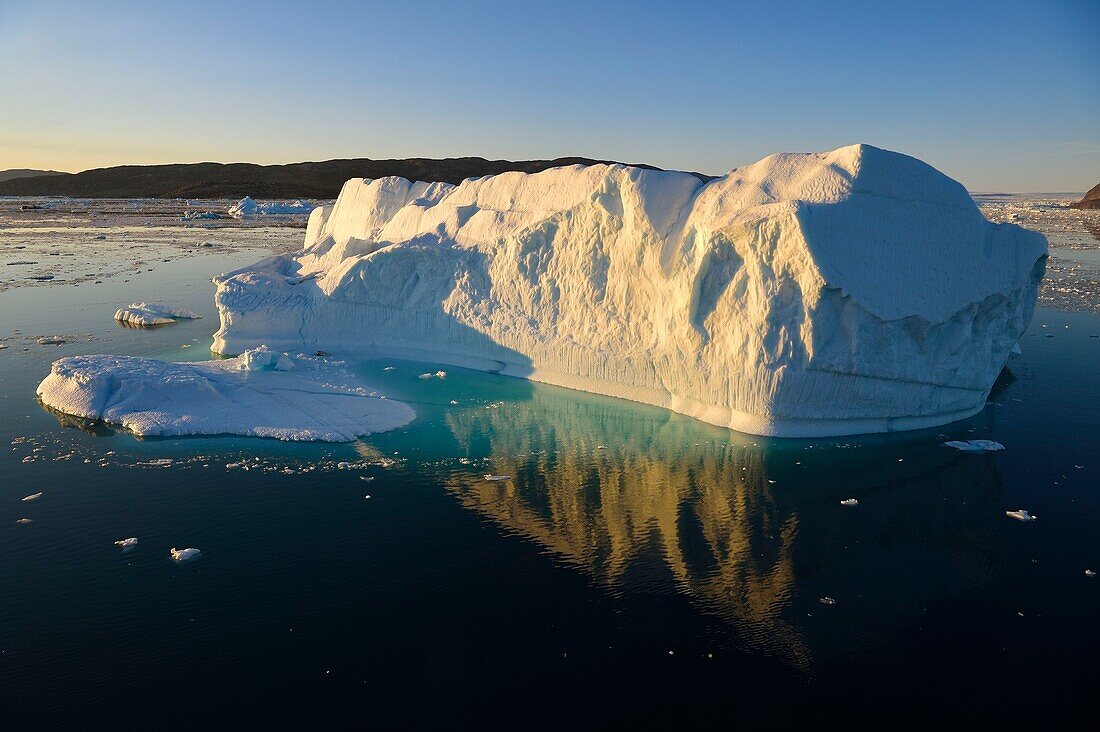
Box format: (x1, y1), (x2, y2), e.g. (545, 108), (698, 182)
(0, 158), (714, 199)
(1070, 182), (1100, 210)
(0, 168), (67, 184)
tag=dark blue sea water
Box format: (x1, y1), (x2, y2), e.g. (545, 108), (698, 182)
(1, 251), (1097, 726)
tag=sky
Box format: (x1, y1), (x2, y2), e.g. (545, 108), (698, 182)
(0, 0), (1097, 192)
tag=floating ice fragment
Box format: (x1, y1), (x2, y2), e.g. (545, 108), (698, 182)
(1085, 570), (1096, 577)
(484, 474), (511, 481)
(170, 547), (202, 561)
(16, 518), (33, 524)
(839, 498), (859, 506)
(37, 350), (414, 442)
(418, 371), (447, 380)
(944, 440), (1005, 452)
(21, 492), (43, 502)
(115, 537), (138, 548)
(114, 303), (201, 327)
(1005, 509), (1037, 522)
(819, 596), (837, 605)
(360, 476), (374, 481)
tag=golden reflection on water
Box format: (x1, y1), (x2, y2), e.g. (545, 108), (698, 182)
(443, 390), (1002, 668)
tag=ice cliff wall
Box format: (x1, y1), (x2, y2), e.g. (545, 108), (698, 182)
(212, 144), (1047, 437)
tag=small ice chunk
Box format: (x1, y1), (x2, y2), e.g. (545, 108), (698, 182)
(16, 518), (33, 524)
(170, 547), (202, 561)
(383, 366), (396, 371)
(819, 596), (836, 605)
(1085, 569), (1096, 577)
(238, 345), (293, 372)
(114, 302), (201, 327)
(115, 537), (139, 548)
(360, 476), (374, 481)
(1005, 509), (1037, 522)
(22, 492), (43, 502)
(484, 474), (511, 481)
(944, 439), (1005, 452)
(839, 498), (859, 506)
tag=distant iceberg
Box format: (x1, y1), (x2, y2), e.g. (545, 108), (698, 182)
(227, 196), (314, 218)
(36, 347), (414, 441)
(211, 145), (1047, 437)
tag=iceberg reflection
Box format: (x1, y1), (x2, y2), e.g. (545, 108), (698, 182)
(443, 387), (1004, 668)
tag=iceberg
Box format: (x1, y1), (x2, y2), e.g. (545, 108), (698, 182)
(114, 302), (202, 327)
(227, 196), (314, 219)
(211, 144), (1047, 437)
(36, 348), (414, 441)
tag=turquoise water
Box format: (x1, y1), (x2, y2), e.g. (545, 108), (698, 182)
(1, 252), (1098, 725)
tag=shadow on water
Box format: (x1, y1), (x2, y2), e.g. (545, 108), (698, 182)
(39, 401), (118, 437)
(440, 382), (1006, 671)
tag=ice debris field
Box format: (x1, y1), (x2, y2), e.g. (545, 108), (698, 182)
(207, 144), (1047, 438)
(36, 346), (414, 441)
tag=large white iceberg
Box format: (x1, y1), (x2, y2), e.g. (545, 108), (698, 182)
(211, 144), (1047, 437)
(37, 347), (414, 441)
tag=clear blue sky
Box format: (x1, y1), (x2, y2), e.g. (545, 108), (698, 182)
(1, 0), (1097, 191)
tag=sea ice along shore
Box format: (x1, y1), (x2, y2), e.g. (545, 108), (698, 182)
(36, 347), (414, 441)
(210, 144), (1047, 437)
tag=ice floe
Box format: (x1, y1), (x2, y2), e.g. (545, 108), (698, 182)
(36, 347), (415, 441)
(1005, 509), (1037, 522)
(115, 537), (139, 548)
(21, 492), (43, 502)
(839, 498), (859, 506)
(114, 302), (201, 327)
(944, 440), (1005, 452)
(170, 547), (201, 561)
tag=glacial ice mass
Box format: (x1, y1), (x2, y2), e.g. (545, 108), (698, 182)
(36, 348), (414, 441)
(211, 144), (1047, 437)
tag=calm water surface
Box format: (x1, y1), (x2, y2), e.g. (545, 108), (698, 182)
(0, 251), (1097, 726)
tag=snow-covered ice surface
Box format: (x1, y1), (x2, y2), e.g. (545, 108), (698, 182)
(36, 348), (415, 441)
(114, 302), (201, 326)
(212, 144), (1047, 437)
